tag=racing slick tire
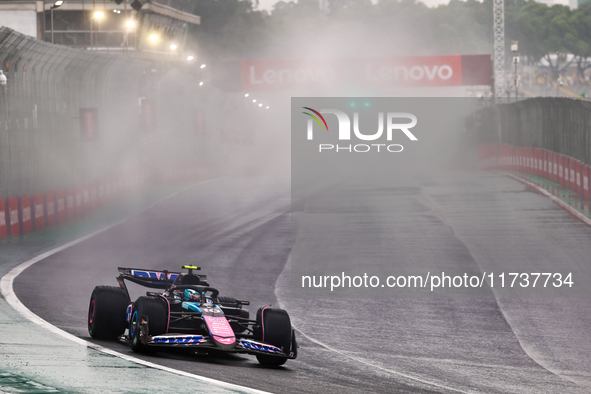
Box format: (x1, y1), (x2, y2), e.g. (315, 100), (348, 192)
(88, 286), (130, 340)
(130, 296), (168, 353)
(254, 306), (292, 366)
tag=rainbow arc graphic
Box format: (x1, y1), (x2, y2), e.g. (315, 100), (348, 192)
(302, 107), (329, 131)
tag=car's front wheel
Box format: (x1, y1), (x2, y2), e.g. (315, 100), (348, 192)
(254, 306), (292, 366)
(129, 296), (168, 353)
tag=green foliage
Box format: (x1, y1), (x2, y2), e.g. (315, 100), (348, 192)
(186, 0), (591, 76)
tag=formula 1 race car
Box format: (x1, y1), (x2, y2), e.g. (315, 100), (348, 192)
(87, 266), (297, 366)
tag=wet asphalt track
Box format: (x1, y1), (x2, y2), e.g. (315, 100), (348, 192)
(13, 174), (591, 393)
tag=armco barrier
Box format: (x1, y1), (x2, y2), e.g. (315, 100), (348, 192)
(478, 143), (590, 205)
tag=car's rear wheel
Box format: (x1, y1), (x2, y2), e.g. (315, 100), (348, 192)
(88, 285), (130, 340)
(130, 296), (168, 353)
(254, 306), (292, 366)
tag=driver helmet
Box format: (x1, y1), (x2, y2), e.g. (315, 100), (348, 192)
(184, 289), (201, 302)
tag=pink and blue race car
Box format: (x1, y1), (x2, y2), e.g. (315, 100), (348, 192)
(87, 266), (297, 366)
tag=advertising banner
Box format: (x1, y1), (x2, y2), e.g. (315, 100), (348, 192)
(239, 54), (491, 92)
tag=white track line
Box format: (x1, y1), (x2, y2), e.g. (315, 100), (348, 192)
(0, 179), (272, 394)
(506, 173), (591, 227)
(274, 253), (469, 394)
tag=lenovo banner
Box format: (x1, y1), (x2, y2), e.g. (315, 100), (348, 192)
(234, 54), (490, 92)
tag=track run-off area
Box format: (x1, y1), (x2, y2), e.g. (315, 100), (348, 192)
(5, 173), (591, 394)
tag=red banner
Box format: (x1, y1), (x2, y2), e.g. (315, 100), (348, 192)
(569, 159), (573, 190)
(575, 161), (582, 196)
(478, 143), (591, 204)
(567, 157), (572, 190)
(584, 164), (590, 202)
(46, 192), (56, 227)
(56, 191), (66, 224)
(552, 152), (559, 183)
(0, 199), (7, 239)
(8, 198), (19, 236)
(21, 197), (32, 234)
(33, 194), (45, 230)
(240, 54), (491, 92)
(66, 188), (76, 221)
(558, 155), (564, 186)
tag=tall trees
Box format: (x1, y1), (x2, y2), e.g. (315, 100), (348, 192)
(187, 0), (591, 81)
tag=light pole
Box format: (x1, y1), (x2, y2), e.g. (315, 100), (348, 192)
(511, 41), (519, 101)
(50, 0), (64, 44)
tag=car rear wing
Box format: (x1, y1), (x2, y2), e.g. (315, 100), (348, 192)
(116, 267), (206, 290)
(117, 267), (180, 290)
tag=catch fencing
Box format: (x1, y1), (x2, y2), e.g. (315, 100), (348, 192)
(0, 26), (157, 197)
(472, 97), (591, 165)
(0, 27), (214, 238)
(473, 97), (591, 207)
